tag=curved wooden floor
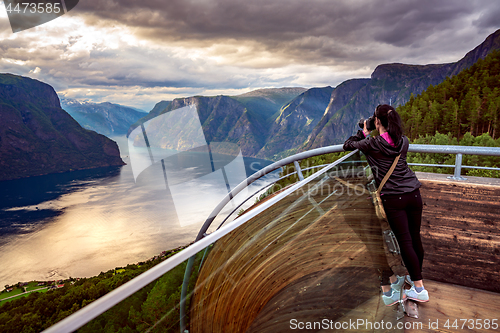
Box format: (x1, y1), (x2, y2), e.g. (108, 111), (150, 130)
(189, 176), (400, 332)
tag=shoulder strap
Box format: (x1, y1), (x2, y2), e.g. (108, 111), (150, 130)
(376, 154), (401, 194)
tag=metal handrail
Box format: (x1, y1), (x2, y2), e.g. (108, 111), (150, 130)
(194, 144), (500, 239)
(193, 144), (346, 242)
(408, 144), (500, 180)
(215, 163), (333, 231)
(408, 163), (500, 170)
(408, 144), (500, 155)
(179, 144), (346, 331)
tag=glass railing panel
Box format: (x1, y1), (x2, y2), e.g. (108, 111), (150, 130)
(45, 150), (404, 332)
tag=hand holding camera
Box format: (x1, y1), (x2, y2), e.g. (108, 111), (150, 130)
(359, 115), (376, 136)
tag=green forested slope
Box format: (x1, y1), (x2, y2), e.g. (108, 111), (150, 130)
(398, 50), (500, 141)
(396, 50), (500, 177)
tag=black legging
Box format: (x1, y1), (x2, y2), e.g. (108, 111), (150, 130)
(382, 189), (424, 281)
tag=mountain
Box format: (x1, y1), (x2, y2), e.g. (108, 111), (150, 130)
(61, 98), (147, 136)
(127, 100), (171, 137)
(0, 74), (124, 181)
(302, 29), (500, 151)
(138, 95), (269, 156)
(256, 86), (333, 159)
(447, 28), (500, 77)
(232, 87), (308, 124)
(398, 49), (500, 141)
(132, 88), (306, 156)
(148, 100), (172, 118)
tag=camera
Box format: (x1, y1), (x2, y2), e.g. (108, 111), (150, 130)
(358, 115), (376, 131)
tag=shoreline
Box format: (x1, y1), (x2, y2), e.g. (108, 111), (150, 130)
(1, 244), (192, 301)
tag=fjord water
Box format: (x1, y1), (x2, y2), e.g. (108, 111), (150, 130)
(0, 136), (276, 287)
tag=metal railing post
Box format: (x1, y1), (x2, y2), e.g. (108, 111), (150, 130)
(294, 160), (304, 181)
(448, 153), (467, 181)
(180, 256), (195, 333)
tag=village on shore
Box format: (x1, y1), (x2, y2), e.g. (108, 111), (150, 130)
(0, 248), (182, 304)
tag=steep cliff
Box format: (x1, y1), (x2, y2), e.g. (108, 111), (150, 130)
(0, 74), (124, 181)
(138, 95), (267, 156)
(232, 87), (308, 124)
(256, 86), (333, 159)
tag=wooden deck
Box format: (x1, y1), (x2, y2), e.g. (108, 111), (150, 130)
(405, 279), (500, 333)
(188, 173), (500, 332)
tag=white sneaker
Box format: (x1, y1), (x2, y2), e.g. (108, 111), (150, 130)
(391, 275), (406, 292)
(382, 288), (401, 306)
(404, 286), (429, 302)
(405, 275), (415, 288)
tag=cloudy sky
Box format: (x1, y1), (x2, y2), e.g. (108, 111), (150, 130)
(1, 0), (499, 111)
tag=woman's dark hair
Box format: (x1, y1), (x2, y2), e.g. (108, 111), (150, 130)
(374, 104), (403, 144)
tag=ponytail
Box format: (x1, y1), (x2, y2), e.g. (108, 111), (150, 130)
(375, 104), (403, 144)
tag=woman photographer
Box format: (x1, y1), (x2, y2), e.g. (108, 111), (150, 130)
(343, 104), (429, 306)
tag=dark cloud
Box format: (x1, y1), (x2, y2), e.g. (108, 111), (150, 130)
(1, 0), (499, 109)
(71, 0), (500, 64)
(473, 5), (500, 30)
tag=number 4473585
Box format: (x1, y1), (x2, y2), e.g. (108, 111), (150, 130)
(444, 319), (498, 330)
(5, 3), (61, 14)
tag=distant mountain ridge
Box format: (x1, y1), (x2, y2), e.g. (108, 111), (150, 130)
(140, 95), (271, 156)
(0, 74), (124, 181)
(129, 88), (307, 156)
(61, 98), (147, 136)
(131, 29), (500, 160)
(233, 87), (307, 124)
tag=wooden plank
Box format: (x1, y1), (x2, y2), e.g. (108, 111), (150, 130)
(247, 268), (384, 332)
(419, 179), (500, 293)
